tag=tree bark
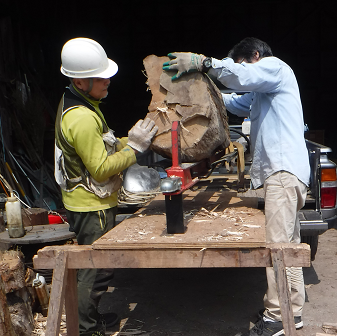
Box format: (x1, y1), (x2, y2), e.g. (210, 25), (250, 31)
(0, 270), (17, 336)
(143, 55), (230, 163)
(0, 251), (34, 335)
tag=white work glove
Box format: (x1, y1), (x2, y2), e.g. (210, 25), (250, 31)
(162, 52), (205, 80)
(127, 118), (158, 153)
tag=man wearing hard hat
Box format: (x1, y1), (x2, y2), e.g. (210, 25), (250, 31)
(55, 37), (158, 336)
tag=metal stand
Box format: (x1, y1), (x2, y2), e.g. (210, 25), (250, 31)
(165, 194), (185, 234)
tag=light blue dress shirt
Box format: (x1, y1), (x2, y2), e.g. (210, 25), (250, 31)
(208, 56), (310, 188)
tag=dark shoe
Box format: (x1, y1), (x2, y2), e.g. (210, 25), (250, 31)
(258, 309), (303, 329)
(99, 312), (120, 330)
(242, 316), (285, 336)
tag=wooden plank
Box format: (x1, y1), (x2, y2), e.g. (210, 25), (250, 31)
(33, 243), (311, 270)
(45, 251), (68, 336)
(321, 322), (337, 334)
(64, 269), (78, 335)
(271, 248), (296, 336)
(93, 191), (266, 250)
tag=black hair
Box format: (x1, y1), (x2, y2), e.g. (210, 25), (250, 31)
(228, 37), (273, 62)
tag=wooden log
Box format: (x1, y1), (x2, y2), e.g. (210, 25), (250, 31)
(0, 251), (26, 293)
(0, 276), (17, 336)
(143, 55), (231, 162)
(7, 291), (34, 335)
(0, 251), (34, 335)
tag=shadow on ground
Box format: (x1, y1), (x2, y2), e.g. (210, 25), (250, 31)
(100, 267), (267, 336)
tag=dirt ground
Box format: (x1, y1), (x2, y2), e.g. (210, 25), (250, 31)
(98, 228), (337, 336)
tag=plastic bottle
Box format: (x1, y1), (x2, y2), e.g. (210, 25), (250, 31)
(5, 194), (25, 238)
(33, 273), (50, 317)
(242, 117), (251, 135)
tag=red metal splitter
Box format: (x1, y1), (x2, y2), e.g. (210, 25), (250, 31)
(164, 121), (199, 195)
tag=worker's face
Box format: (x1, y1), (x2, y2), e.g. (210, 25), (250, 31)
(74, 78), (111, 100)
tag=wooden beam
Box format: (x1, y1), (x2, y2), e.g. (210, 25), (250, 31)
(45, 251), (68, 336)
(33, 243), (311, 270)
(271, 248), (296, 336)
(64, 269), (78, 335)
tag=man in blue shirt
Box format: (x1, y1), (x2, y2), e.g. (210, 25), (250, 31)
(163, 37), (310, 336)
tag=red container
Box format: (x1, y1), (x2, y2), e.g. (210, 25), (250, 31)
(48, 214), (64, 224)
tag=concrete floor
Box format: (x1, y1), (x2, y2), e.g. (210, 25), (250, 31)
(99, 228), (337, 336)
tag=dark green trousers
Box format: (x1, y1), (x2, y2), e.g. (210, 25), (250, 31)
(66, 207), (117, 335)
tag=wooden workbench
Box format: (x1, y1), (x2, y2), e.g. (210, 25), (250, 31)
(33, 178), (311, 336)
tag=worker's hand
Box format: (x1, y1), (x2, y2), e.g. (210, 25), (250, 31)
(162, 52), (205, 80)
(127, 118), (158, 153)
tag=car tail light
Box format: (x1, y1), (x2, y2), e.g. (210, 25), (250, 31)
(321, 168), (337, 208)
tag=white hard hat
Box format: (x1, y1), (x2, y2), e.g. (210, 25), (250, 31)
(60, 38), (118, 78)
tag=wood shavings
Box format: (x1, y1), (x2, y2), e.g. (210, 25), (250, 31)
(32, 313), (67, 335)
(198, 233), (244, 242)
(156, 107), (169, 113)
(196, 207), (256, 226)
(221, 229), (244, 236)
(184, 210), (197, 219)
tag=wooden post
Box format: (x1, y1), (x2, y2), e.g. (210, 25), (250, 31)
(64, 268), (79, 335)
(271, 248), (296, 336)
(45, 251), (68, 336)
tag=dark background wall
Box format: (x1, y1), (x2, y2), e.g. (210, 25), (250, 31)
(1, 0), (337, 163)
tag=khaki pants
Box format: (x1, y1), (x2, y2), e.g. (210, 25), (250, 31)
(263, 171), (307, 321)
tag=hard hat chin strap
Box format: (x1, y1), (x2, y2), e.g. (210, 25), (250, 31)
(70, 78), (97, 100)
(85, 78), (94, 95)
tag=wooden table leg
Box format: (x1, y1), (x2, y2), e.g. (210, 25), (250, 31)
(271, 247), (296, 336)
(65, 268), (79, 335)
(46, 251), (68, 336)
